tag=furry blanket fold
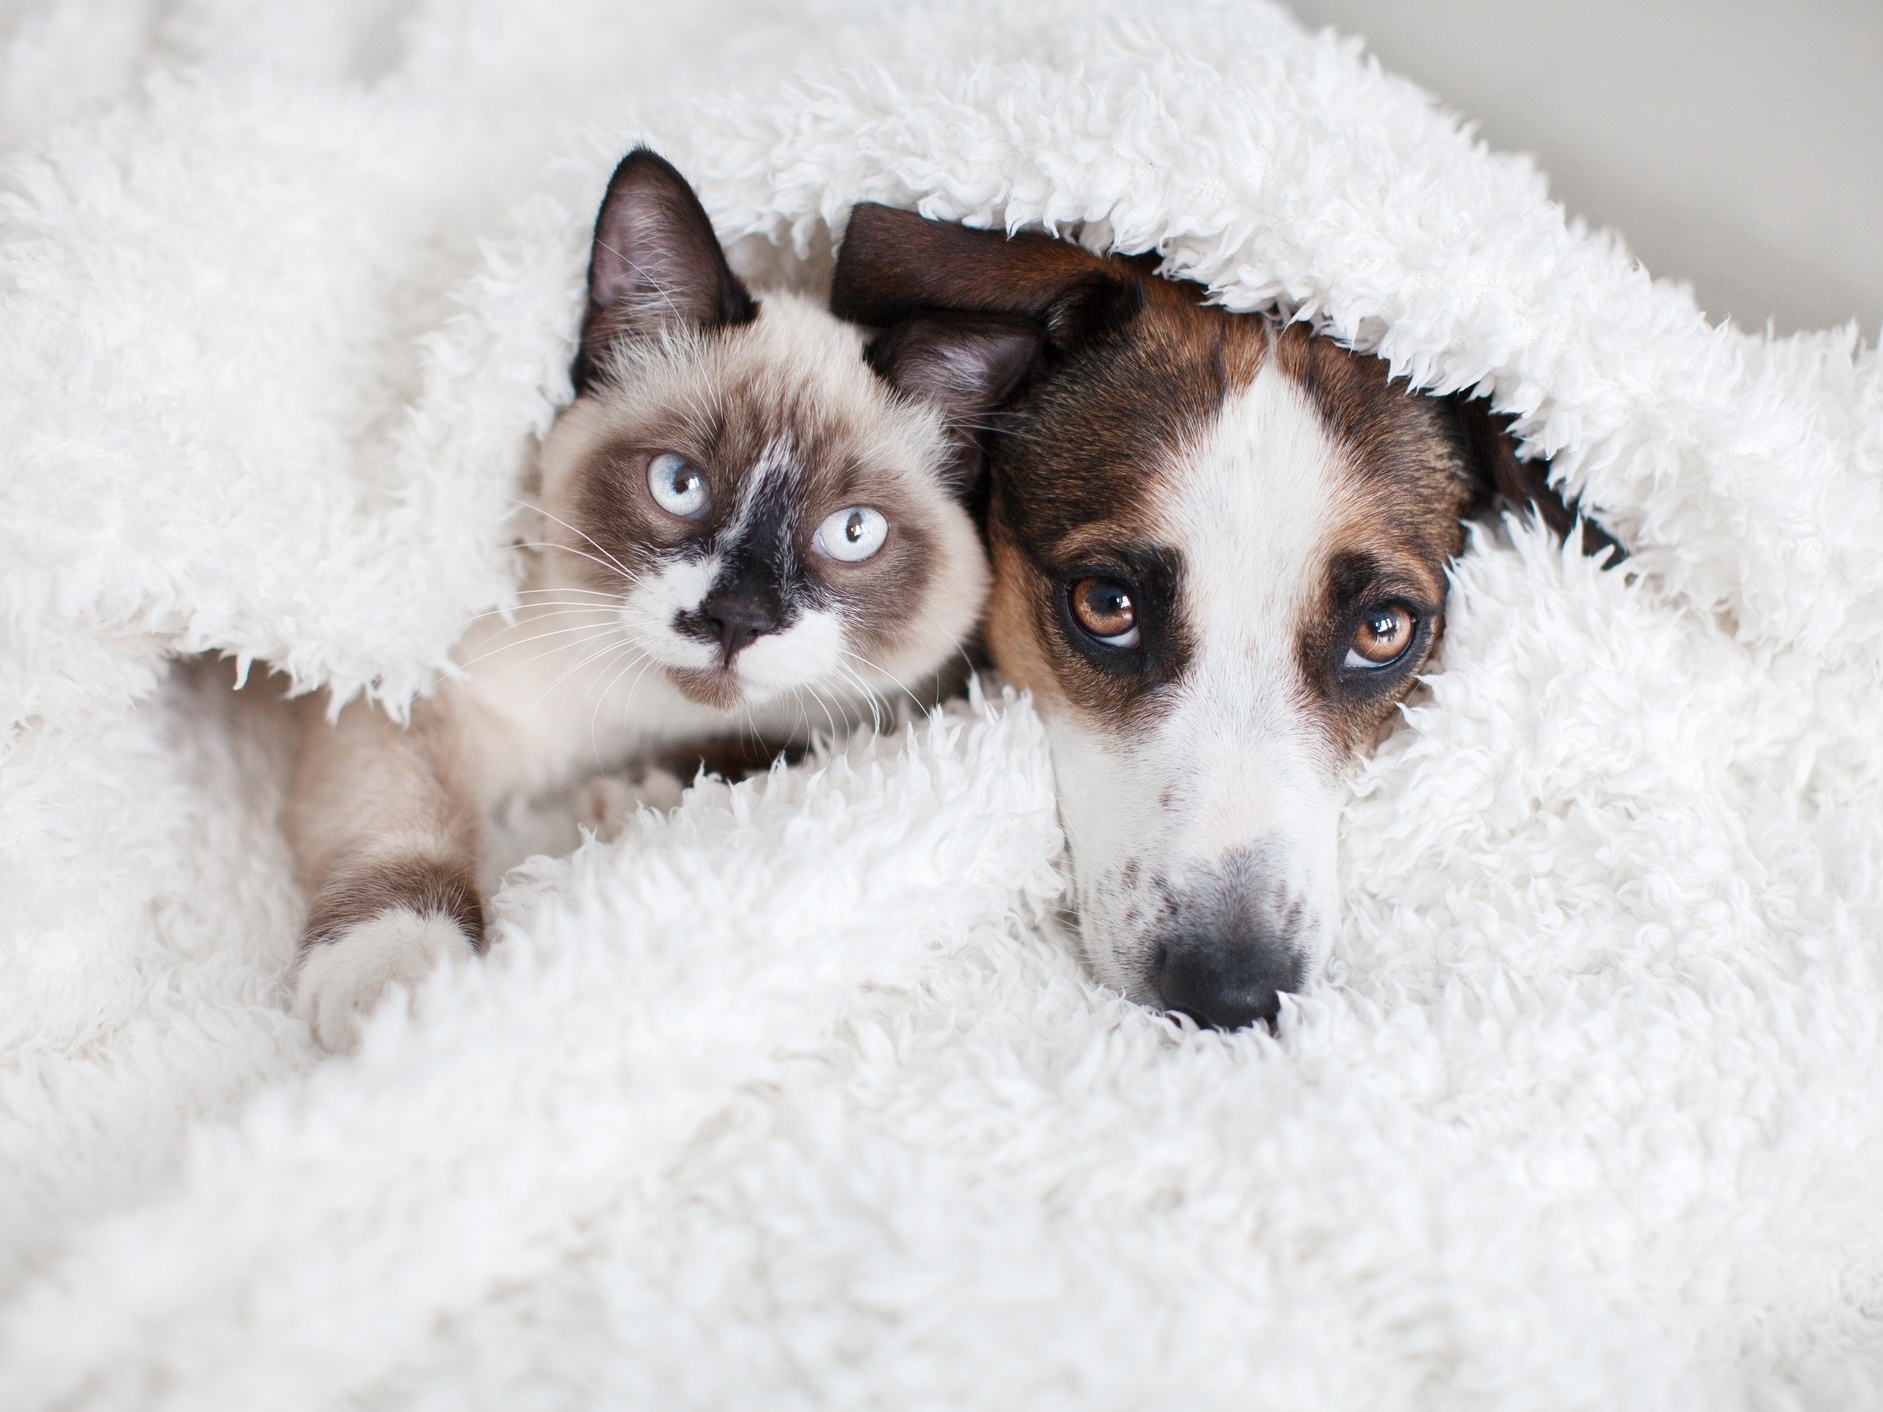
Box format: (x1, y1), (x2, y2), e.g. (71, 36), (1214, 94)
(3, 0), (1882, 1406)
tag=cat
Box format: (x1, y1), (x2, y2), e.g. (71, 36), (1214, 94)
(286, 149), (1036, 1050)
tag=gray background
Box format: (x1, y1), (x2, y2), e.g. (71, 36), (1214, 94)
(1284, 0), (1882, 336)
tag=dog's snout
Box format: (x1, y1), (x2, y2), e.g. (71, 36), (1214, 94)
(1140, 846), (1312, 1030)
(1151, 932), (1302, 1030)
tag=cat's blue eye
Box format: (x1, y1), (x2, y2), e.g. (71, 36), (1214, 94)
(647, 452), (710, 520)
(813, 507), (888, 563)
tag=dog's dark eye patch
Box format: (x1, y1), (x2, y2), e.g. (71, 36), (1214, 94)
(1044, 542), (1187, 681)
(1301, 548), (1446, 750)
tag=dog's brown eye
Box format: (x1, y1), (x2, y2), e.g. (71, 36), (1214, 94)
(1345, 604), (1414, 669)
(1070, 576), (1140, 647)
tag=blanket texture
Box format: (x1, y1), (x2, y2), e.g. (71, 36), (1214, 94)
(3, 0), (1882, 1406)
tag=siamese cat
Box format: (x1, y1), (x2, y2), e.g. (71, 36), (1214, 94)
(287, 150), (1037, 1050)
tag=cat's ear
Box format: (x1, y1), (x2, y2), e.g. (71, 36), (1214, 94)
(572, 148), (758, 393)
(865, 313), (1041, 495)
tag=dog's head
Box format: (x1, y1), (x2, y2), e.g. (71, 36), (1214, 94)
(834, 205), (1610, 1029)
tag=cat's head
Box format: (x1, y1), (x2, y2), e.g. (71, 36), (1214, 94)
(534, 149), (1035, 713)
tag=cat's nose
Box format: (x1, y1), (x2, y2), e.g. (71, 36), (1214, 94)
(700, 590), (782, 661)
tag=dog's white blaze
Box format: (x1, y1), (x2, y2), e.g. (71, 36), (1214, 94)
(737, 608), (845, 701)
(1061, 362), (1352, 996)
(1167, 360), (1341, 634)
(1161, 359), (1345, 851)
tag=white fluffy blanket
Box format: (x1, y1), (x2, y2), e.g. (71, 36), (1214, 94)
(4, 1), (1882, 1406)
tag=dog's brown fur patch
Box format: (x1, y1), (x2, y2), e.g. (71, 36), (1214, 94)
(1269, 325), (1482, 756)
(978, 276), (1272, 734)
(837, 213), (1575, 757)
(832, 204), (1623, 1017)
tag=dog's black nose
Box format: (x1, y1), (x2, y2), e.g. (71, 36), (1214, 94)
(1142, 846), (1309, 1030)
(1151, 934), (1302, 1030)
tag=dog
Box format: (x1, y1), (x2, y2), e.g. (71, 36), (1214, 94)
(832, 204), (1614, 1030)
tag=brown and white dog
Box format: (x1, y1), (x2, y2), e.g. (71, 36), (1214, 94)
(832, 205), (1613, 1030)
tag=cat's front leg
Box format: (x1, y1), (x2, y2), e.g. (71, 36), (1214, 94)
(286, 692), (485, 1052)
(295, 861), (483, 1052)
(573, 766), (685, 841)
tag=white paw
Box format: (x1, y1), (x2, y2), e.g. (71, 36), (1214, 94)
(574, 767), (684, 841)
(294, 909), (477, 1053)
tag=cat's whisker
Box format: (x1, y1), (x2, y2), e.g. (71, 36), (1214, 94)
(585, 642), (653, 772)
(802, 680), (842, 741)
(455, 620), (632, 672)
(497, 630), (652, 758)
(736, 689), (768, 752)
(620, 650), (663, 710)
(464, 606), (626, 635)
(832, 675), (878, 739)
(458, 600), (619, 626)
(459, 603), (623, 635)
(451, 615), (628, 664)
(470, 635), (630, 696)
(787, 684), (815, 748)
(585, 648), (666, 778)
(833, 682), (876, 739)
(463, 586), (622, 609)
(503, 497), (642, 583)
(503, 589), (626, 605)
(830, 660), (886, 735)
(671, 393), (723, 455)
(954, 641), (980, 683)
(453, 593), (625, 634)
(858, 659), (924, 717)
(839, 648), (926, 719)
(510, 539), (649, 589)
(474, 618), (627, 661)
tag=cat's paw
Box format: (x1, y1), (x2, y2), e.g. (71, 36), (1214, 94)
(574, 767), (684, 841)
(294, 909), (477, 1053)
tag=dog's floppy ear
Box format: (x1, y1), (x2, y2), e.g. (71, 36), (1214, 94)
(572, 148), (758, 394)
(1453, 397), (1623, 563)
(832, 203), (1142, 354)
(864, 312), (1041, 495)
